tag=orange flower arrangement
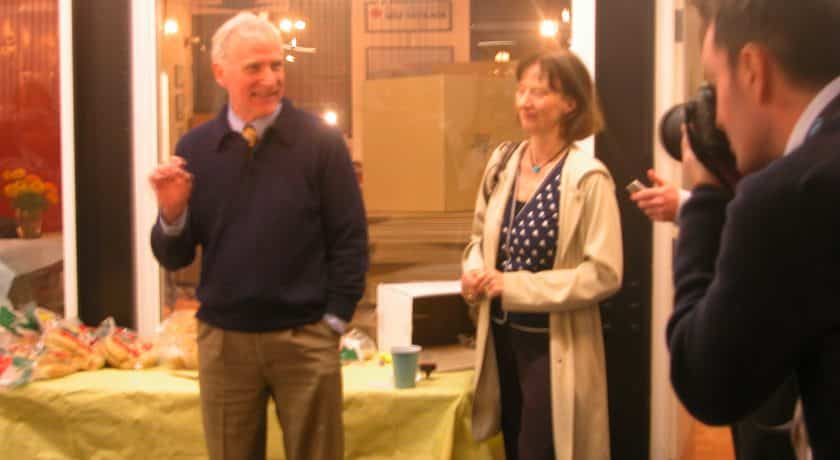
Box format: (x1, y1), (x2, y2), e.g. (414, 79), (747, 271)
(2, 168), (59, 212)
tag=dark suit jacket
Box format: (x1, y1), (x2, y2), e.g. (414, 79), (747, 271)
(667, 95), (840, 459)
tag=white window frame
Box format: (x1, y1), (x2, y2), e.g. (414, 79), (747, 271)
(59, 0), (78, 320)
(131, 0), (162, 337)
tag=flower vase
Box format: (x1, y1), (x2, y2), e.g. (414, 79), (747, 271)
(15, 208), (43, 239)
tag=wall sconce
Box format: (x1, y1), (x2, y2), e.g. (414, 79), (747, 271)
(277, 15), (313, 63)
(279, 17), (307, 33)
(562, 8), (571, 24)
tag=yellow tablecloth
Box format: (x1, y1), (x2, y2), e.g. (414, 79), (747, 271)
(0, 364), (503, 460)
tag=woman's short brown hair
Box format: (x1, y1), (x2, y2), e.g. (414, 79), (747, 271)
(516, 51), (605, 142)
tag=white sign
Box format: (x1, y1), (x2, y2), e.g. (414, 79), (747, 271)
(365, 0), (452, 32)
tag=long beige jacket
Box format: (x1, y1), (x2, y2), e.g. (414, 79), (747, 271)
(462, 142), (623, 460)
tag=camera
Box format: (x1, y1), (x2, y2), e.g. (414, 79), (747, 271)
(659, 84), (741, 190)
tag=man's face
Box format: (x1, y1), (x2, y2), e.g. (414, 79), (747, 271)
(213, 34), (285, 122)
(700, 25), (773, 174)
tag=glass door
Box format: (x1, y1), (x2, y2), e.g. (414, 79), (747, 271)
(135, 0), (575, 334)
(0, 0), (77, 319)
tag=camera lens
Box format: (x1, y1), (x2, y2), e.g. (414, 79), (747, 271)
(657, 84), (741, 190)
(659, 104), (686, 161)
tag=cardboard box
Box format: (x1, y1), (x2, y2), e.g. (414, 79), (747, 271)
(376, 281), (474, 352)
(362, 73), (522, 212)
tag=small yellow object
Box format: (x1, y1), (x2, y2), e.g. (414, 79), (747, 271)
(377, 352), (392, 366)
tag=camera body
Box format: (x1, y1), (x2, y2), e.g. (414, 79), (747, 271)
(660, 84), (741, 190)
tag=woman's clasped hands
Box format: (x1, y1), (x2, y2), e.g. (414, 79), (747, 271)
(460, 269), (505, 303)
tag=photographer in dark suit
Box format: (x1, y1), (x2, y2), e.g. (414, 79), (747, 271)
(666, 1), (840, 459)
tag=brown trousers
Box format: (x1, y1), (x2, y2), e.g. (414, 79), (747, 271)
(197, 320), (343, 460)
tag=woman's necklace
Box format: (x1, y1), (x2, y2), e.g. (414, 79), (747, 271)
(530, 143), (569, 173)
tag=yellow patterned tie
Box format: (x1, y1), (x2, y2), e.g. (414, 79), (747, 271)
(241, 124), (258, 149)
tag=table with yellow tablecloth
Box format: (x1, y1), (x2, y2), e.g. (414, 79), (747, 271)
(0, 363), (503, 460)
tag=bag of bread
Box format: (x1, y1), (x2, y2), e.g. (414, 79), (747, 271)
(0, 315), (41, 388)
(97, 326), (158, 370)
(156, 310), (198, 370)
(339, 328), (377, 362)
(41, 319), (105, 371)
(31, 348), (86, 381)
(0, 351), (33, 388)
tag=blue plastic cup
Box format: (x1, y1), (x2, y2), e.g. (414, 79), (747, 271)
(391, 345), (422, 389)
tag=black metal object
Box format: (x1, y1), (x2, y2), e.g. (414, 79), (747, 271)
(72, 0), (135, 328)
(595, 0), (655, 458)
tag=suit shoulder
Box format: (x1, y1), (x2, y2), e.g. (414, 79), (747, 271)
(741, 131), (840, 202)
(175, 118), (226, 159)
(797, 130), (840, 193)
(290, 105), (338, 135)
(289, 106), (347, 152)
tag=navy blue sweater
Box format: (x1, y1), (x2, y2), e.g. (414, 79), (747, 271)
(151, 100), (368, 332)
(667, 98), (840, 459)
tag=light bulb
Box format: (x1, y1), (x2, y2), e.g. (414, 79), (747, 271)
(540, 19), (559, 38)
(163, 18), (179, 36)
(494, 51), (510, 63)
(323, 111), (338, 126)
(280, 18), (293, 33)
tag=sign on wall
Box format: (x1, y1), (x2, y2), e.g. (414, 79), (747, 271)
(366, 46), (454, 79)
(365, 0), (452, 33)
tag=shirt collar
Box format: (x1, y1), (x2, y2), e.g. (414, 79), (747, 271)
(784, 74), (840, 155)
(227, 103), (283, 139)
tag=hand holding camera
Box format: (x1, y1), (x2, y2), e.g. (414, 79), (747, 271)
(660, 84), (740, 190)
(679, 125), (722, 189)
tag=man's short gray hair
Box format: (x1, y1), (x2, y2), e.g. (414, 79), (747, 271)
(211, 12), (283, 64)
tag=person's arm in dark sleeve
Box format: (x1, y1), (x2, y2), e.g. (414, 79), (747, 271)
(667, 181), (806, 425)
(319, 131), (368, 323)
(151, 210), (197, 270)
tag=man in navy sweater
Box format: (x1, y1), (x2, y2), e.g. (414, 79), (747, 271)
(148, 12), (368, 460)
(667, 1), (840, 458)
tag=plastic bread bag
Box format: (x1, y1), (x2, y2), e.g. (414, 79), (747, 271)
(27, 307), (60, 334)
(41, 317), (105, 371)
(31, 347), (86, 381)
(0, 320), (39, 389)
(0, 306), (40, 358)
(156, 310), (198, 370)
(96, 325), (158, 370)
(0, 350), (33, 389)
(339, 328), (377, 362)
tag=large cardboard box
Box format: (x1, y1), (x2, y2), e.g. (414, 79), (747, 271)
(376, 281), (474, 353)
(362, 73), (521, 212)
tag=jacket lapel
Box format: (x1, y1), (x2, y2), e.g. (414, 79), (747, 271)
(556, 148), (587, 263)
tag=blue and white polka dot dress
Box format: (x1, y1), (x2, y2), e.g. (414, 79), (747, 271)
(491, 156), (567, 330)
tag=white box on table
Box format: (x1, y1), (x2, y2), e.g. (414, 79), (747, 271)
(376, 280), (474, 352)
